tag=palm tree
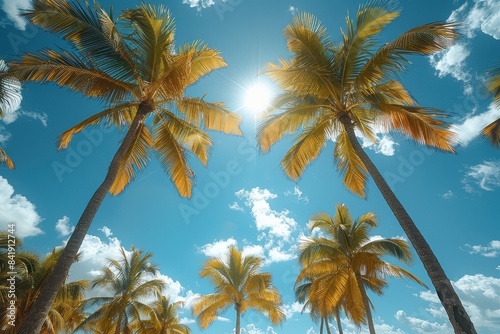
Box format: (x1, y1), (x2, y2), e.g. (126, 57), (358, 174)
(10, 1), (241, 332)
(192, 246), (285, 334)
(0, 247), (87, 334)
(256, 3), (475, 332)
(482, 67), (500, 146)
(76, 246), (165, 334)
(0, 58), (21, 169)
(295, 279), (340, 334)
(296, 204), (425, 334)
(139, 295), (191, 334)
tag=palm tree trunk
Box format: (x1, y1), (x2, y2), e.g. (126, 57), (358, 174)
(335, 310), (343, 334)
(356, 275), (376, 334)
(319, 317), (324, 334)
(339, 115), (476, 334)
(235, 303), (241, 334)
(18, 101), (153, 334)
(324, 316), (332, 334)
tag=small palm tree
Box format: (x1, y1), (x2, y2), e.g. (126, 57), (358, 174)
(482, 67), (500, 146)
(0, 247), (87, 334)
(76, 246), (165, 334)
(11, 1), (241, 332)
(192, 246), (285, 334)
(138, 294), (191, 334)
(0, 59), (21, 169)
(296, 204), (426, 334)
(256, 3), (475, 332)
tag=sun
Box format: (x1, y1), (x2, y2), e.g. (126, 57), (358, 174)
(243, 81), (274, 113)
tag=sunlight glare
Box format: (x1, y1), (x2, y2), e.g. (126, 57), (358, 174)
(244, 82), (274, 113)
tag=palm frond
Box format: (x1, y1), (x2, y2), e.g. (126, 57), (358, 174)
(334, 131), (369, 197)
(110, 123), (153, 195)
(482, 117), (500, 147)
(0, 147), (14, 169)
(179, 41), (227, 86)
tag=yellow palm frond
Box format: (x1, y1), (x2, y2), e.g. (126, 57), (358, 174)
(110, 124), (153, 195)
(257, 102), (326, 153)
(282, 116), (332, 180)
(58, 102), (138, 149)
(153, 121), (194, 198)
(483, 118), (500, 147)
(334, 131), (368, 198)
(377, 104), (457, 152)
(341, 273), (366, 323)
(0, 147), (14, 169)
(192, 293), (232, 329)
(121, 4), (175, 84)
(176, 98), (241, 135)
(154, 107), (213, 166)
(25, 0), (136, 84)
(10, 49), (137, 103)
(179, 41), (227, 86)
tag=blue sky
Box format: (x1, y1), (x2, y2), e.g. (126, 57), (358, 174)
(0, 0), (499, 333)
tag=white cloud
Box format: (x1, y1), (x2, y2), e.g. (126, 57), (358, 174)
(236, 187), (297, 241)
(240, 323), (278, 334)
(241, 244), (264, 259)
(229, 201), (244, 211)
(197, 237), (237, 258)
(395, 310), (451, 333)
(284, 186), (309, 203)
(266, 246), (295, 264)
(429, 43), (471, 83)
(289, 6), (299, 15)
(406, 274), (500, 333)
(465, 240), (500, 257)
(55, 216), (73, 237)
(359, 132), (398, 156)
(452, 104), (500, 146)
(0, 125), (11, 144)
(462, 160), (500, 193)
(98, 226), (113, 238)
(448, 0), (500, 39)
(0, 176), (43, 238)
(283, 301), (305, 319)
(440, 190), (455, 199)
(0, 0), (31, 30)
(182, 0), (216, 10)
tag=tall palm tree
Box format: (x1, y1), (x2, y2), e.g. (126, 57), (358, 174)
(482, 67), (500, 146)
(256, 3), (475, 332)
(0, 248), (87, 334)
(10, 1), (241, 332)
(139, 295), (191, 334)
(0, 59), (21, 169)
(76, 246), (166, 334)
(192, 246), (285, 334)
(296, 204), (425, 334)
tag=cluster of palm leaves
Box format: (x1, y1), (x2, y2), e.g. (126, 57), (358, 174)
(1, 0), (498, 333)
(0, 236), (189, 334)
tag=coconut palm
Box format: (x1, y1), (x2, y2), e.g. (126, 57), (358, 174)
(76, 246), (165, 334)
(11, 1), (241, 332)
(0, 247), (87, 334)
(138, 295), (191, 334)
(192, 246), (285, 334)
(482, 67), (500, 146)
(296, 204), (425, 334)
(256, 3), (475, 332)
(295, 279), (341, 334)
(0, 59), (21, 169)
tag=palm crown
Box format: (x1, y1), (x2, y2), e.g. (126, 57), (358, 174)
(257, 4), (458, 197)
(11, 1), (241, 197)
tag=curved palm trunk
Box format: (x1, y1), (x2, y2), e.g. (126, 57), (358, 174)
(335, 310), (343, 334)
(356, 275), (376, 334)
(324, 316), (332, 334)
(339, 115), (476, 334)
(235, 303), (241, 334)
(18, 101), (153, 334)
(319, 317), (324, 334)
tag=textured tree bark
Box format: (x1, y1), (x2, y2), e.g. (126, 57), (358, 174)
(235, 303), (241, 334)
(356, 274), (376, 334)
(18, 101), (153, 334)
(339, 114), (477, 334)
